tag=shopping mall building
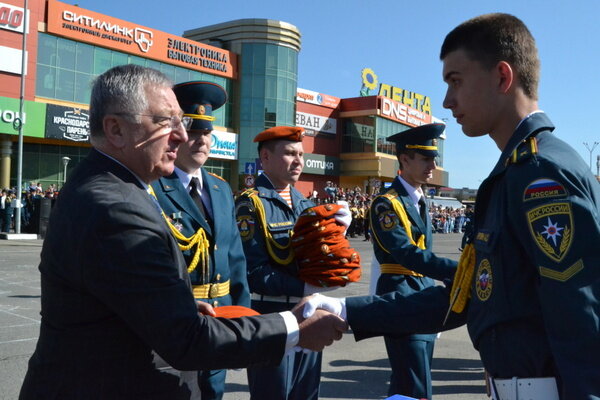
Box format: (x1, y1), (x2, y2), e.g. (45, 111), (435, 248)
(0, 0), (449, 197)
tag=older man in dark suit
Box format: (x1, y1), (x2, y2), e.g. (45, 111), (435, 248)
(19, 64), (346, 400)
(151, 81), (249, 400)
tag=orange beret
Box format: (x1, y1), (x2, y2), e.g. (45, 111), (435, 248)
(292, 223), (346, 246)
(294, 204), (343, 226)
(253, 126), (305, 143)
(213, 305), (260, 318)
(293, 218), (339, 238)
(291, 204), (362, 288)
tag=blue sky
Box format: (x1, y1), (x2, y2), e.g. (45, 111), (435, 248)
(72, 0), (600, 188)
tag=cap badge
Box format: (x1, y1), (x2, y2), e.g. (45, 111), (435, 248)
(197, 105), (206, 115)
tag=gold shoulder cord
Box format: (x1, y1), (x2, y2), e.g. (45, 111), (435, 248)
(368, 188), (477, 320)
(244, 190), (295, 265)
(444, 243), (476, 323)
(370, 189), (426, 253)
(148, 186), (210, 281)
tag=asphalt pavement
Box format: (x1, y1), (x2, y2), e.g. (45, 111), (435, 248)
(0, 232), (486, 400)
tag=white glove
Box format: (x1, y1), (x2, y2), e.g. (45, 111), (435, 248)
(291, 345), (313, 354)
(303, 283), (337, 295)
(333, 203), (352, 228)
(302, 293), (346, 320)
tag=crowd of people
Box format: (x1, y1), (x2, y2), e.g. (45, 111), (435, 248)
(309, 181), (473, 240)
(0, 183), (59, 233)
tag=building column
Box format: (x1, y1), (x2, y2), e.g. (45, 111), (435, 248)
(0, 138), (12, 189)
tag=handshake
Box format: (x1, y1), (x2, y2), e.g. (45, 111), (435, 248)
(292, 294), (348, 352)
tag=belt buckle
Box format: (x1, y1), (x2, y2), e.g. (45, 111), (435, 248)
(208, 283), (219, 298)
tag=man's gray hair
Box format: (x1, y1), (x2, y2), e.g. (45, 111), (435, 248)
(89, 64), (173, 138)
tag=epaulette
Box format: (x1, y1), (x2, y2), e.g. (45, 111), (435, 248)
(380, 188), (398, 202)
(506, 137), (538, 166)
(208, 172), (226, 182)
(240, 188), (258, 198)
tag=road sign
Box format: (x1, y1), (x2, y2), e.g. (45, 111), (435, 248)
(244, 162), (255, 175)
(244, 175), (255, 187)
(429, 188), (436, 196)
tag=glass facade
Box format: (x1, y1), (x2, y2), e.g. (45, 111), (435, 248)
(204, 159), (232, 184)
(342, 116), (444, 165)
(35, 33), (234, 127)
(343, 117), (376, 153)
(10, 142), (90, 189)
(238, 43), (298, 164)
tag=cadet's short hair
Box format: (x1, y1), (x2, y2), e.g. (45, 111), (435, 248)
(397, 149), (417, 171)
(89, 64), (173, 139)
(440, 13), (540, 100)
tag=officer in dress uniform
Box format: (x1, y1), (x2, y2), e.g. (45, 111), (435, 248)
(370, 123), (457, 399)
(151, 81), (250, 400)
(302, 13), (600, 400)
(235, 126), (350, 400)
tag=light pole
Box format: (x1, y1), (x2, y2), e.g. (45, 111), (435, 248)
(597, 155), (600, 177)
(583, 141), (599, 172)
(62, 157), (71, 184)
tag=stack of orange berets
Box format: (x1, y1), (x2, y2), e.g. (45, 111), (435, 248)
(291, 204), (361, 287)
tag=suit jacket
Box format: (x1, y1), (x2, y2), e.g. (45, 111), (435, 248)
(19, 149), (287, 400)
(151, 169), (250, 307)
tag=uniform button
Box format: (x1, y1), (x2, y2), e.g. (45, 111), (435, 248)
(216, 274), (221, 280)
(213, 301), (219, 307)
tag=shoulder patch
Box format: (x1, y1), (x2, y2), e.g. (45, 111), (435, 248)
(236, 215), (255, 242)
(373, 200), (398, 232)
(475, 258), (493, 301)
(208, 172), (226, 182)
(527, 202), (573, 262)
(523, 178), (568, 201)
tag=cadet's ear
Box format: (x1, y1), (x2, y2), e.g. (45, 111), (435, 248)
(496, 61), (514, 94)
(102, 114), (127, 149)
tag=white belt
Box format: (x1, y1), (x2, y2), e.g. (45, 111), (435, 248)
(490, 377), (559, 400)
(250, 293), (302, 304)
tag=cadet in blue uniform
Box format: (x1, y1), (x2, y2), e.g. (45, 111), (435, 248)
(302, 13), (600, 400)
(151, 81), (250, 400)
(236, 126), (344, 400)
(371, 124), (457, 399)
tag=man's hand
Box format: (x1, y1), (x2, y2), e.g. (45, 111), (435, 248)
(196, 301), (216, 317)
(294, 293), (346, 319)
(295, 309), (348, 352)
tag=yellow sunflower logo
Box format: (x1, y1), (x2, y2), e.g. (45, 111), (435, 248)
(361, 68), (378, 90)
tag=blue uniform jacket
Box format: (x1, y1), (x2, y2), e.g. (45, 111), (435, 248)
(346, 113), (600, 399)
(370, 178), (458, 281)
(235, 173), (314, 312)
(152, 169), (250, 308)
(370, 178), (457, 341)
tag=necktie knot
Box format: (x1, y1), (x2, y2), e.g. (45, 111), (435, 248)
(190, 177), (201, 192)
